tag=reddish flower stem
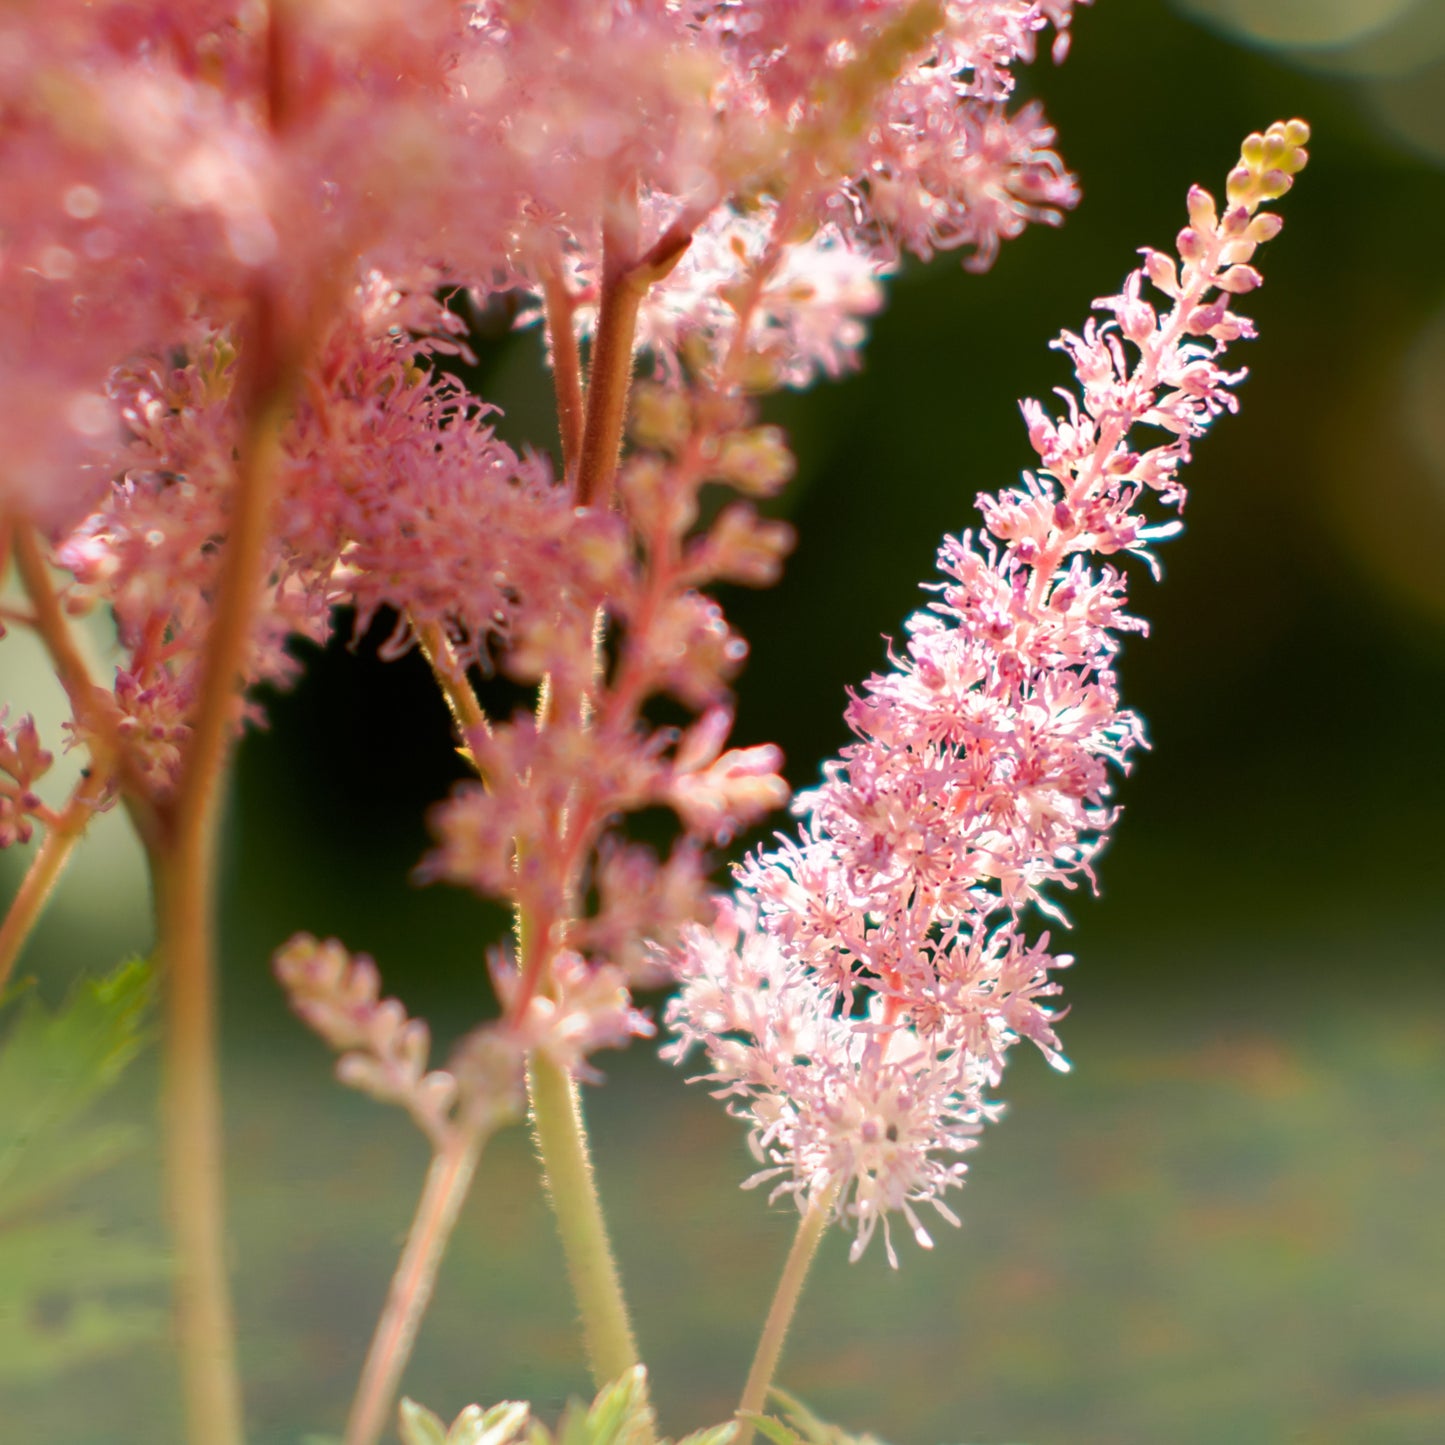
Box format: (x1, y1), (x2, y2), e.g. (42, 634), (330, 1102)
(151, 322), (293, 1445)
(574, 253), (644, 509)
(574, 217), (693, 509)
(9, 524), (115, 755)
(342, 1128), (487, 1445)
(542, 265), (586, 479)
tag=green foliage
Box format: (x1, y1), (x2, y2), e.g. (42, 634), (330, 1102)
(754, 1390), (1022, 1445)
(761, 1391), (886, 1445)
(0, 958), (168, 1382)
(399, 1397), (537, 1445)
(401, 1369), (738, 1445)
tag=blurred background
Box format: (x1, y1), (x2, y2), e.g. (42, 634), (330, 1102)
(3, 1), (1443, 1441)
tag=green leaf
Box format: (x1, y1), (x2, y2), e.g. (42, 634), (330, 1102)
(405, 1371), (665, 1445)
(0, 1288), (166, 1383)
(743, 1415), (803, 1445)
(767, 1392), (887, 1445)
(0, 956), (153, 1221)
(399, 1397), (536, 1445)
(676, 1425), (738, 1445)
(399, 1398), (451, 1445)
(558, 1367), (655, 1445)
(0, 959), (164, 1383)
(453, 1401), (534, 1445)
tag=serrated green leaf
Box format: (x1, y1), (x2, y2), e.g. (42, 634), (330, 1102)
(0, 1289), (166, 1382)
(676, 1424), (738, 1445)
(0, 1120), (145, 1221)
(446, 1405), (491, 1445)
(0, 960), (161, 1383)
(0, 957), (154, 1220)
(399, 1398), (451, 1445)
(0, 1215), (167, 1295)
(741, 1414), (802, 1445)
(556, 1367), (653, 1445)
(468, 1400), (534, 1445)
(0, 1211), (168, 1382)
(767, 1392), (888, 1445)
(398, 1398), (536, 1445)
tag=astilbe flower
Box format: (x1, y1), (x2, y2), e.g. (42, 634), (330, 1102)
(274, 933), (528, 1146)
(4, 0), (1084, 849)
(666, 122), (1311, 1266)
(0, 709), (53, 848)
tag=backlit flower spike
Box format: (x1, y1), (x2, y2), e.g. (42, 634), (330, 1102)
(666, 123), (1309, 1264)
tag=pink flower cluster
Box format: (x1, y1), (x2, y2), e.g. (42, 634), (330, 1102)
(4, 0), (1082, 868)
(665, 122), (1311, 1265)
(2, 0), (1083, 520)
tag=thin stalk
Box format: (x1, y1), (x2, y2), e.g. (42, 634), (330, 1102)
(169, 392), (287, 855)
(413, 618), (490, 737)
(155, 376), (290, 1445)
(343, 1129), (487, 1445)
(0, 771), (108, 997)
(734, 1183), (839, 1445)
(574, 258), (643, 510)
(572, 220), (693, 510)
(527, 1048), (640, 1388)
(542, 266), (585, 478)
(10, 523), (108, 734)
(152, 844), (245, 1445)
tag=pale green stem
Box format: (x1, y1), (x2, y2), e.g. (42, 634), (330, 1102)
(734, 1183), (840, 1445)
(527, 1049), (641, 1388)
(343, 1129), (487, 1445)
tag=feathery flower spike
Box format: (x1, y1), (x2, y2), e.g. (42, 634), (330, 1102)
(666, 121), (1311, 1266)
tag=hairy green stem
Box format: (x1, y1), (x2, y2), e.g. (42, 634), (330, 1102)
(527, 1050), (641, 1388)
(343, 1130), (487, 1445)
(735, 1184), (839, 1445)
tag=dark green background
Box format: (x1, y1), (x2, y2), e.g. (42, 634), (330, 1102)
(5, 2), (1444, 1441)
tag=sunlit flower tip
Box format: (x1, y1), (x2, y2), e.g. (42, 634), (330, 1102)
(668, 740), (790, 846)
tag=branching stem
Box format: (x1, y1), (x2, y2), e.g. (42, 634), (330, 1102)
(574, 262), (644, 510)
(574, 218), (693, 509)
